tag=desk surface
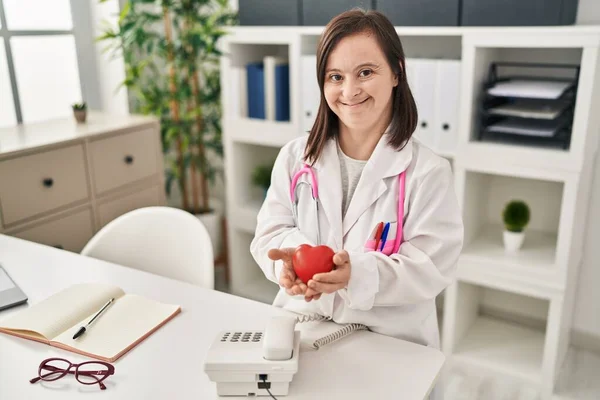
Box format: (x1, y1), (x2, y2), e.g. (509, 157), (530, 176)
(0, 234), (444, 399)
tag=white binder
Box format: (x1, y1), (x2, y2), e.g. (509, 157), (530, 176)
(435, 59), (461, 155)
(406, 58), (437, 149)
(300, 54), (319, 134)
(405, 58), (461, 155)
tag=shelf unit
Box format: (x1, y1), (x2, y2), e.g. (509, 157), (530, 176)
(219, 25), (600, 399)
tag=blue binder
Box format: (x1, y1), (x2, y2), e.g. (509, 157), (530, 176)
(275, 64), (290, 121)
(246, 62), (265, 119)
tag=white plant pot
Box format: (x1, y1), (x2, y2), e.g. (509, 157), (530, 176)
(196, 210), (222, 259)
(503, 230), (524, 254)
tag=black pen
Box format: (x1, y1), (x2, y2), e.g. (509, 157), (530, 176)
(73, 298), (115, 340)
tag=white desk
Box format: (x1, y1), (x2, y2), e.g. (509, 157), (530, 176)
(0, 234), (445, 399)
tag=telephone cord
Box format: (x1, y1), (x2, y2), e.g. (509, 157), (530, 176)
(294, 314), (331, 323)
(311, 323), (368, 350)
(294, 313), (369, 350)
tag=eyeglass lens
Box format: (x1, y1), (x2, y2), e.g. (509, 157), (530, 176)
(39, 359), (70, 381)
(76, 362), (110, 384)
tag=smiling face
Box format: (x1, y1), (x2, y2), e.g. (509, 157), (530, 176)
(323, 31), (398, 135)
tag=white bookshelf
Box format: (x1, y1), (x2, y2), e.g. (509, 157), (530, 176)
(452, 316), (546, 384)
(219, 25), (600, 399)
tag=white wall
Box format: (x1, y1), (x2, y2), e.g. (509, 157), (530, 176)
(90, 0), (129, 115)
(576, 0), (600, 24)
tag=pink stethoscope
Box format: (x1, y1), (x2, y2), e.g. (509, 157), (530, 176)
(290, 164), (406, 253)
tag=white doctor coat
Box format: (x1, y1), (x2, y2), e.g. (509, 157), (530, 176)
(250, 132), (464, 350)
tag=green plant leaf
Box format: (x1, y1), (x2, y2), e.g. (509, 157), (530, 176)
(502, 200), (530, 232)
(119, 1), (131, 24)
(99, 0), (236, 209)
(251, 163), (275, 189)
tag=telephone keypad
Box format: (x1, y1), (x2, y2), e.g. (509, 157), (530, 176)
(220, 331), (263, 343)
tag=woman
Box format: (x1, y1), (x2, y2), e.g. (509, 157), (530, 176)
(250, 9), (463, 355)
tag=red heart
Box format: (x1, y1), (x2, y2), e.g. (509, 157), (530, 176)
(292, 244), (335, 284)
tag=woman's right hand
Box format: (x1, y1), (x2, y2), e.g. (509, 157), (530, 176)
(268, 248), (307, 296)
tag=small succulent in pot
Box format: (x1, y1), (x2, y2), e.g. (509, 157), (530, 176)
(72, 102), (87, 123)
(502, 200), (530, 253)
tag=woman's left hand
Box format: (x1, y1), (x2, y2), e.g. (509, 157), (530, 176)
(305, 250), (351, 301)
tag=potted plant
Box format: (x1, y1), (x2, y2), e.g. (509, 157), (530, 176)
(97, 0), (237, 257)
(502, 200), (530, 253)
(72, 102), (87, 123)
(252, 162), (274, 199)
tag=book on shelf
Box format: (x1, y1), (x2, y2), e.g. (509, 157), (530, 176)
(0, 283), (181, 362)
(245, 56), (290, 122)
(246, 62), (265, 119)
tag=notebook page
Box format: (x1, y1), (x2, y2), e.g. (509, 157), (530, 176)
(53, 294), (180, 359)
(0, 283), (124, 340)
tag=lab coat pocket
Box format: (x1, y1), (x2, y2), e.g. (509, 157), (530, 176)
(364, 239), (377, 252)
(380, 240), (395, 256)
(363, 221), (397, 255)
(381, 221), (398, 255)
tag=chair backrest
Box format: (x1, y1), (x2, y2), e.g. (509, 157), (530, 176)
(81, 206), (214, 289)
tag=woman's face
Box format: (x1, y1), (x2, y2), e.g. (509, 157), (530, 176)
(323, 31), (398, 133)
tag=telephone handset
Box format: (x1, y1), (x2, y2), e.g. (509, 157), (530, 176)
(203, 313), (368, 397)
(262, 316), (297, 361)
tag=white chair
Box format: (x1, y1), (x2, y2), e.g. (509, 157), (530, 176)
(81, 206), (214, 289)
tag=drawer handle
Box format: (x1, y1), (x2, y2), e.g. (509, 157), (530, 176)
(124, 155), (134, 165)
(43, 178), (54, 188)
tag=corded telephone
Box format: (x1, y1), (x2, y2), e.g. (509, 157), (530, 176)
(203, 313), (367, 398)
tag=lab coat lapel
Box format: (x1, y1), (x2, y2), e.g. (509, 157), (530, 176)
(311, 139), (344, 249)
(341, 135), (413, 239)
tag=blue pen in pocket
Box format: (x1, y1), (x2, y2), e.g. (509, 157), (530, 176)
(379, 222), (390, 251)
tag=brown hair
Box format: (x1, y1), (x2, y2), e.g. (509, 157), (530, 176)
(304, 8), (418, 164)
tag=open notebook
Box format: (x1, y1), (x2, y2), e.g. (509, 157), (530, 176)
(0, 283), (181, 362)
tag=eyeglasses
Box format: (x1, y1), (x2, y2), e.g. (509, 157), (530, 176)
(29, 357), (115, 390)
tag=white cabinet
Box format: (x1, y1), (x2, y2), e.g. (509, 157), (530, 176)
(0, 112), (166, 253)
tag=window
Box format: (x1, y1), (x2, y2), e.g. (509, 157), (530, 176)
(0, 0), (98, 126)
(0, 41), (16, 127)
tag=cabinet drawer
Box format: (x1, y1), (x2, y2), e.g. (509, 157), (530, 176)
(11, 208), (94, 253)
(98, 185), (161, 227)
(0, 144), (89, 226)
(90, 129), (159, 195)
